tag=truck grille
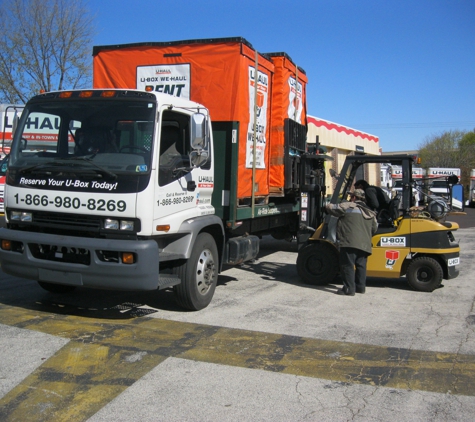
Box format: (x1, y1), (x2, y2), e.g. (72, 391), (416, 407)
(8, 210), (139, 239)
(32, 211), (102, 231)
(7, 210), (103, 235)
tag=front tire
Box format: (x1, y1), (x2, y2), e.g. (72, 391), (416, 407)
(173, 233), (218, 311)
(296, 242), (339, 285)
(406, 256), (443, 292)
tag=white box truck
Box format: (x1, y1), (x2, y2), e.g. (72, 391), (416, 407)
(428, 167), (461, 200)
(0, 104), (23, 213)
(0, 37), (330, 310)
(391, 165), (425, 205)
(469, 169), (475, 207)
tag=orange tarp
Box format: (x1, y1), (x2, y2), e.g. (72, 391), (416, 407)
(93, 38), (274, 199)
(267, 54), (308, 192)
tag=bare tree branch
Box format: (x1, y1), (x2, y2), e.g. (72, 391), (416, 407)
(0, 0), (94, 104)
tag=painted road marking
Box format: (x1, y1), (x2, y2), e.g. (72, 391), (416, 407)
(1, 302), (475, 421)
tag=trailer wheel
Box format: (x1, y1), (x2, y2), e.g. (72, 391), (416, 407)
(296, 242), (339, 285)
(37, 281), (76, 294)
(173, 233), (218, 311)
(406, 256), (443, 292)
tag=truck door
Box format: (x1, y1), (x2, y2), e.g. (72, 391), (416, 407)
(153, 109), (213, 224)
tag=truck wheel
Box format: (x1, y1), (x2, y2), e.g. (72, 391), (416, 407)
(406, 256), (443, 292)
(37, 281), (76, 294)
(296, 242), (339, 285)
(173, 233), (218, 311)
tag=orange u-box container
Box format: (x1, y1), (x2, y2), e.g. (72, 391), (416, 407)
(93, 37), (307, 200)
(267, 53), (308, 195)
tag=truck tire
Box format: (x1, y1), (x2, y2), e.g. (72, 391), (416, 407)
(173, 232), (218, 311)
(37, 281), (76, 294)
(296, 242), (339, 285)
(406, 256), (443, 292)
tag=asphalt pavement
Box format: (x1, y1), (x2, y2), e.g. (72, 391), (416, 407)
(0, 211), (475, 421)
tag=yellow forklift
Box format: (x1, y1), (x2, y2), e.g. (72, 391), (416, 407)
(297, 155), (460, 292)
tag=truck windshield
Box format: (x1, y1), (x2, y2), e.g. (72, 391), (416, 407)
(9, 97), (156, 175)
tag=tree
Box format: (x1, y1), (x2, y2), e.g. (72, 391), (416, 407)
(0, 0), (94, 104)
(458, 130), (475, 189)
(418, 130), (465, 168)
(418, 129), (475, 190)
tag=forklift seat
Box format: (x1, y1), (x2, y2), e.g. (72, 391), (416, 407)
(377, 194), (401, 227)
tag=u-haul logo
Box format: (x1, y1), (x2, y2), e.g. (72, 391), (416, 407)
(137, 64), (191, 99)
(381, 237), (406, 247)
(431, 170), (457, 176)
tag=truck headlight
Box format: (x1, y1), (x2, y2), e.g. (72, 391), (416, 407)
(120, 220), (134, 231)
(11, 211), (32, 222)
(104, 219), (119, 230)
(104, 219), (134, 231)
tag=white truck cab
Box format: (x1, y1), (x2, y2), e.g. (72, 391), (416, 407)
(0, 89), (223, 310)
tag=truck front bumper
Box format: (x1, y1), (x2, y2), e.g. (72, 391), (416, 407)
(0, 228), (160, 290)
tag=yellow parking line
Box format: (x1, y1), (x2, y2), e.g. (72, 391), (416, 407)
(1, 303), (474, 421)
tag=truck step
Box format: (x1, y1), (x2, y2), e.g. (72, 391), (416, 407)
(158, 274), (181, 289)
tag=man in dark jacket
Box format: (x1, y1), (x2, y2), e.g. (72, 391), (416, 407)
(354, 179), (390, 213)
(325, 189), (378, 296)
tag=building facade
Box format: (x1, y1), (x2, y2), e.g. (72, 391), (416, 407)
(307, 115), (381, 198)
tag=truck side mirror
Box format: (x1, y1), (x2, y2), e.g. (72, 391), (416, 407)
(191, 113), (207, 150)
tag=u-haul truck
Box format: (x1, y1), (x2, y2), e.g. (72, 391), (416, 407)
(469, 169), (475, 207)
(428, 167), (461, 200)
(390, 165), (425, 205)
(0, 37), (330, 310)
(1, 104), (24, 213)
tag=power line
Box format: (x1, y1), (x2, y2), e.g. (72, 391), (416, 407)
(353, 121), (475, 130)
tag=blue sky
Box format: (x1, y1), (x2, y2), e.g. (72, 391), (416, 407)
(90, 0), (474, 152)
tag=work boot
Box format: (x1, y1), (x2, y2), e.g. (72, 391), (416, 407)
(336, 288), (355, 296)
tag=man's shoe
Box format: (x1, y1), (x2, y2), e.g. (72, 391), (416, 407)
(336, 288), (355, 296)
(356, 287), (366, 294)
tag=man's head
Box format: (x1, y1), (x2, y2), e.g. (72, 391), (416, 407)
(354, 179), (369, 190)
(350, 189), (366, 201)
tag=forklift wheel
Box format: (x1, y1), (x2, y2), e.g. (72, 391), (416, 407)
(406, 256), (443, 292)
(296, 242), (339, 285)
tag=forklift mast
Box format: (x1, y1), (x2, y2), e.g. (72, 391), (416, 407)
(330, 154), (414, 213)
